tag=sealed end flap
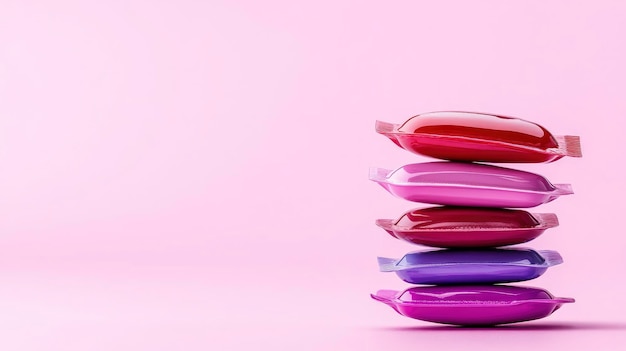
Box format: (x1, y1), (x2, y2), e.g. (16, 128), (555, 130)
(522, 297), (575, 305)
(375, 120), (402, 147)
(368, 167), (392, 183)
(538, 250), (563, 266)
(551, 297), (576, 304)
(555, 135), (582, 157)
(534, 213), (559, 228)
(371, 289), (399, 304)
(375, 219), (398, 238)
(553, 183), (574, 195)
(377, 257), (399, 272)
(371, 290), (401, 312)
(375, 120), (399, 134)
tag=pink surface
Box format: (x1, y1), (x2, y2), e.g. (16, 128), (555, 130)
(0, 0), (625, 350)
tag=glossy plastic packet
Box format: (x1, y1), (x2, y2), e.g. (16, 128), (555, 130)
(371, 285), (574, 326)
(370, 162), (573, 208)
(378, 248), (562, 285)
(376, 111), (581, 163)
(376, 206), (558, 248)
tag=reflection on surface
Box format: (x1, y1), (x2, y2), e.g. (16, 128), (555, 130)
(373, 321), (626, 332)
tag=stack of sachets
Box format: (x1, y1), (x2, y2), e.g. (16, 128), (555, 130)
(369, 111), (581, 326)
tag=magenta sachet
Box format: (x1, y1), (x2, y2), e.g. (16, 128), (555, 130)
(376, 206), (558, 248)
(371, 285), (574, 326)
(376, 111), (582, 163)
(369, 162), (573, 208)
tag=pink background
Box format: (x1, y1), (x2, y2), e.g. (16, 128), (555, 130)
(1, 0), (626, 349)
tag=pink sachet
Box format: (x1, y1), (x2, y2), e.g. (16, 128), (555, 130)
(369, 162), (573, 208)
